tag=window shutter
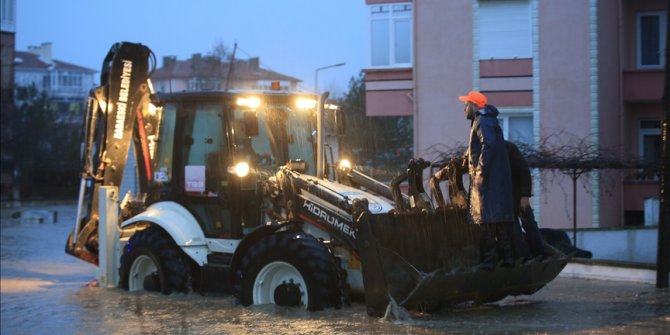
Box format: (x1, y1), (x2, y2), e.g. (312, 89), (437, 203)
(479, 0), (532, 60)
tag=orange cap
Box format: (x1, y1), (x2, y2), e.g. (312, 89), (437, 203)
(458, 91), (487, 109)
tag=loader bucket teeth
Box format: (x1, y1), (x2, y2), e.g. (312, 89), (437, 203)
(356, 208), (568, 317)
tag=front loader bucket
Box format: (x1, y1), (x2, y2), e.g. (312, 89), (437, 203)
(356, 208), (568, 317)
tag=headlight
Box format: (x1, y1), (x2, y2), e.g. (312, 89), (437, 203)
(338, 159), (352, 171)
(98, 99), (108, 112)
(236, 97), (261, 109)
(228, 162), (250, 177)
(148, 103), (158, 115)
(296, 98), (317, 110)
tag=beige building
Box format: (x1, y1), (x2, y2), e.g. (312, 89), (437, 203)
(363, 0), (667, 229)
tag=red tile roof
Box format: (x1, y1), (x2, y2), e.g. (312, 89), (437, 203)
(152, 57), (300, 83)
(14, 51), (96, 73)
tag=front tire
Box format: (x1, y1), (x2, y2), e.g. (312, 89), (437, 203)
(119, 226), (191, 294)
(238, 231), (341, 311)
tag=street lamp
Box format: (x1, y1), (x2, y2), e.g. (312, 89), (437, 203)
(314, 62), (346, 93)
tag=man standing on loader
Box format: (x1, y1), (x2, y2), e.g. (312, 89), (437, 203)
(506, 140), (547, 260)
(459, 91), (516, 269)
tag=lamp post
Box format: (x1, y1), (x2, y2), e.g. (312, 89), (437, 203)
(314, 62), (346, 93)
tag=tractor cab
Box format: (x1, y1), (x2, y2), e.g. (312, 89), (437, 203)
(139, 91), (322, 239)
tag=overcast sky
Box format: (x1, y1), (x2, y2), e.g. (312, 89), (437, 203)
(16, 0), (368, 96)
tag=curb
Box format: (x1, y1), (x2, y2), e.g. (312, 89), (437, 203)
(559, 260), (657, 284)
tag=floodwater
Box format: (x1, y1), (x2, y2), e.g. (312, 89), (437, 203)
(1, 203), (668, 334)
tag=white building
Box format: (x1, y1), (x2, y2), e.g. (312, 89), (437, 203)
(14, 42), (96, 103)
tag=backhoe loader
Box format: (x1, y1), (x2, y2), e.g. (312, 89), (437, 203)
(66, 42), (568, 317)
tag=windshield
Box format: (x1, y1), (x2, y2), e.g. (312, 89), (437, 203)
(233, 101), (316, 176)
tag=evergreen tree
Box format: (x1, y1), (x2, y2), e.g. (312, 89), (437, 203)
(12, 85), (81, 198)
(338, 73), (413, 179)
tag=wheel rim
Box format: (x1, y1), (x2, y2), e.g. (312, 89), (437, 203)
(253, 261), (307, 307)
(128, 254), (159, 292)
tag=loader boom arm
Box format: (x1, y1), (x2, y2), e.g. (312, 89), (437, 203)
(67, 42), (155, 264)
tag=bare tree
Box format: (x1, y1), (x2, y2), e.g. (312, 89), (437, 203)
(428, 129), (659, 247)
(209, 39), (231, 61)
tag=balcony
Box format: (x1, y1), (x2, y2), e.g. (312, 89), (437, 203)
(622, 70), (664, 102)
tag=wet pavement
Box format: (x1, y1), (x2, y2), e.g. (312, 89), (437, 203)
(1, 203), (668, 334)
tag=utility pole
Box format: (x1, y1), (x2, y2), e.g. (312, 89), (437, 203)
(657, 10), (669, 289)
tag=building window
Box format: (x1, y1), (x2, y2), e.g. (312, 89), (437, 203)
(57, 72), (82, 89)
(639, 120), (661, 161)
(370, 3), (412, 67)
(188, 78), (222, 91)
(0, 0), (16, 30)
(637, 11), (667, 68)
(42, 74), (50, 91)
(478, 0), (531, 60)
(498, 114), (533, 146)
(634, 119), (661, 180)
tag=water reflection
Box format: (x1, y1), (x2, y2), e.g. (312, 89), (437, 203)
(1, 204), (668, 334)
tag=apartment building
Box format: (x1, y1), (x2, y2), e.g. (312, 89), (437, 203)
(363, 0), (667, 229)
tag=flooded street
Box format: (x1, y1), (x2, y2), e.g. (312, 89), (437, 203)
(2, 203), (668, 334)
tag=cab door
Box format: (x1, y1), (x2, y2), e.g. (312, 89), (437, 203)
(176, 103), (242, 238)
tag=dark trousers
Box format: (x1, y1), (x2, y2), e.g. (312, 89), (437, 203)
(479, 221), (516, 268)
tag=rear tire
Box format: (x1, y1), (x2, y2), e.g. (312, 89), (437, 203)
(119, 226), (191, 294)
(238, 231), (341, 311)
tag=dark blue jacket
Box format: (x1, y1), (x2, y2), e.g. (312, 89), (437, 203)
(467, 105), (514, 224)
(507, 141), (532, 201)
